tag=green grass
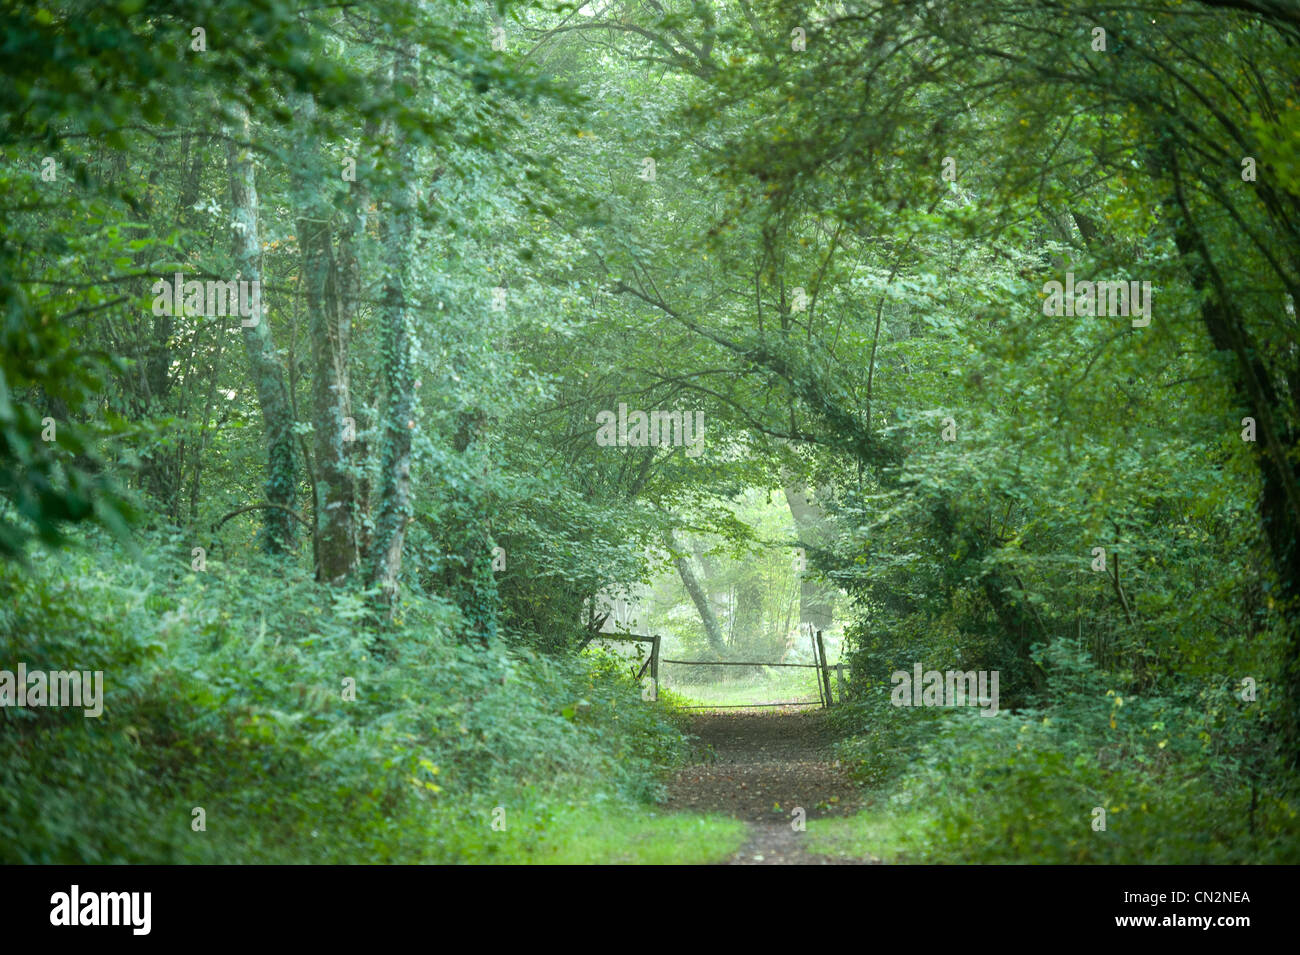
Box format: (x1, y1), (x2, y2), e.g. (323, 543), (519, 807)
(804, 806), (932, 863)
(468, 798), (747, 864)
(662, 665), (827, 707)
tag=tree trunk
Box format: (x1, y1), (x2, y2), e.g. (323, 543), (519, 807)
(226, 103), (297, 553)
(368, 46), (419, 611)
(1163, 152), (1300, 761)
(669, 530), (728, 657)
(293, 93), (357, 584)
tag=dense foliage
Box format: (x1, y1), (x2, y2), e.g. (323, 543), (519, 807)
(2, 0), (1298, 862)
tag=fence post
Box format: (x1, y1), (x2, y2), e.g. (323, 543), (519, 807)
(650, 634), (661, 701)
(808, 626), (825, 706)
(815, 629), (832, 707)
(836, 663), (845, 705)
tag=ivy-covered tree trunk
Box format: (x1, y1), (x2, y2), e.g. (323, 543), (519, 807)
(368, 46), (419, 612)
(1163, 154), (1300, 762)
(226, 104), (296, 553)
(339, 133), (371, 564)
(450, 409), (499, 646)
(293, 94), (357, 584)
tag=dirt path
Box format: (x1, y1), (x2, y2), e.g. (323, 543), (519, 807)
(663, 707), (876, 865)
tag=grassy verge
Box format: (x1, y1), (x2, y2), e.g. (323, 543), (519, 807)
(452, 795), (745, 864)
(805, 807), (930, 864)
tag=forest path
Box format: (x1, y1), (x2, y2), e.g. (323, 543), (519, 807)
(662, 708), (877, 865)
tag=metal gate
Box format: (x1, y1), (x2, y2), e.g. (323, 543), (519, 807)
(659, 628), (843, 709)
(581, 628), (845, 708)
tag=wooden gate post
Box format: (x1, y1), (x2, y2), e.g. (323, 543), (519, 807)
(650, 633), (661, 701)
(815, 630), (832, 706)
(808, 626), (825, 706)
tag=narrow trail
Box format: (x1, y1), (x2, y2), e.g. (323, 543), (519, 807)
(663, 708), (877, 865)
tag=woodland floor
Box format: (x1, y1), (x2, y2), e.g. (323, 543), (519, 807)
(663, 708), (878, 865)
